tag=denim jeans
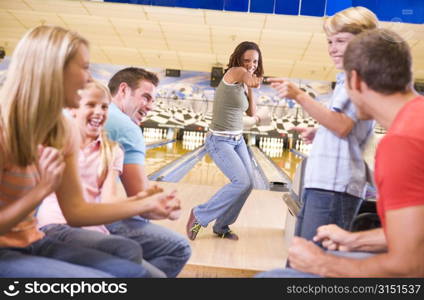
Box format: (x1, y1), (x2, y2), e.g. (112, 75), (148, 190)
(0, 235), (148, 278)
(194, 134), (254, 234)
(106, 216), (191, 278)
(255, 251), (374, 277)
(41, 224), (165, 278)
(295, 188), (363, 242)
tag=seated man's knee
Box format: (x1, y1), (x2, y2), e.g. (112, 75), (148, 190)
(99, 236), (142, 263)
(179, 242), (192, 262)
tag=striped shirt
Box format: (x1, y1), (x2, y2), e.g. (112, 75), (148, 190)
(0, 165), (44, 247)
(0, 119), (78, 247)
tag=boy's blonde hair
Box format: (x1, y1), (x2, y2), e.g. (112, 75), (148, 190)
(323, 6), (378, 36)
(0, 25), (88, 166)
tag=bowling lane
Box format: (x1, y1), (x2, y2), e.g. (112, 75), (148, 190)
(179, 153), (229, 186)
(180, 147), (301, 186)
(145, 139), (228, 186)
(179, 144), (302, 186)
(145, 137), (303, 186)
(269, 150), (303, 180)
(145, 141), (191, 175)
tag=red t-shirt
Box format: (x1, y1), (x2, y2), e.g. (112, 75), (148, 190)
(375, 96), (424, 229)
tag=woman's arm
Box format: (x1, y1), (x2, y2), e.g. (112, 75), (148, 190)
(56, 151), (178, 226)
(56, 152), (136, 225)
(224, 67), (262, 88)
(224, 67), (261, 117)
(0, 184), (51, 235)
(245, 86), (257, 117)
(100, 169), (163, 203)
(0, 146), (65, 234)
(100, 169), (123, 203)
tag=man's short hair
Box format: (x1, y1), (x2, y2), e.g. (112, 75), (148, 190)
(344, 28), (412, 95)
(108, 67), (159, 96)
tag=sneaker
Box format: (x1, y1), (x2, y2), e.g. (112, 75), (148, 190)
(186, 209), (201, 240)
(213, 229), (239, 241)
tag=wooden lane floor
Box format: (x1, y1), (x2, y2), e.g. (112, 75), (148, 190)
(146, 140), (303, 184)
(145, 140), (229, 186)
(145, 141), (191, 175)
(152, 181), (294, 278)
(144, 140), (301, 277)
(180, 148), (302, 186)
(179, 153), (229, 186)
(270, 149), (303, 180)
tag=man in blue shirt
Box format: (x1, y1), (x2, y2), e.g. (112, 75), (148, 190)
(104, 67), (191, 278)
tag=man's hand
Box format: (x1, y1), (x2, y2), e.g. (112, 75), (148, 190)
(288, 237), (327, 275)
(313, 224), (355, 251)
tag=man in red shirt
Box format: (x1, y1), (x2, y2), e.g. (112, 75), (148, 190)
(258, 28), (424, 277)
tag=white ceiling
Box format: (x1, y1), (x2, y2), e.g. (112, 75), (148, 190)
(1, 0), (423, 81)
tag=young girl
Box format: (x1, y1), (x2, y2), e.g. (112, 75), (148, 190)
(37, 80), (169, 277)
(0, 25), (180, 277)
(186, 41), (263, 241)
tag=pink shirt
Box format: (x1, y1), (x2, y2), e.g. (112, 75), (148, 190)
(0, 118), (78, 247)
(37, 136), (124, 234)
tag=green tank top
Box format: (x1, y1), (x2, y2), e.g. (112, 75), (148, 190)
(210, 80), (249, 131)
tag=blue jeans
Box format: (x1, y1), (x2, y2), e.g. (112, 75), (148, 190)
(255, 251), (374, 277)
(41, 224), (165, 278)
(0, 235), (148, 278)
(295, 188), (363, 242)
(106, 217), (191, 278)
(195, 134), (254, 234)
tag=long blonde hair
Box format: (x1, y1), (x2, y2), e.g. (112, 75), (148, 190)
(83, 80), (118, 184)
(323, 6), (378, 36)
(99, 130), (119, 185)
(0, 25), (88, 167)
